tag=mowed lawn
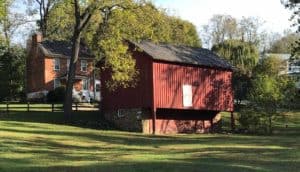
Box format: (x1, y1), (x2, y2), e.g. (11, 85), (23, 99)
(0, 111), (299, 172)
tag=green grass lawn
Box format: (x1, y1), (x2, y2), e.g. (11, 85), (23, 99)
(0, 111), (299, 172)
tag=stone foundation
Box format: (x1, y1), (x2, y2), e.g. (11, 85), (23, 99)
(103, 108), (221, 134)
(103, 108), (151, 132)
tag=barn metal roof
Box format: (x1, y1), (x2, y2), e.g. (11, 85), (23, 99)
(39, 40), (94, 59)
(132, 41), (232, 70)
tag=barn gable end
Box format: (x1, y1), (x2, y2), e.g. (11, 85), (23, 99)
(100, 41), (234, 134)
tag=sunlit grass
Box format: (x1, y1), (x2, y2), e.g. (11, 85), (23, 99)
(0, 111), (299, 172)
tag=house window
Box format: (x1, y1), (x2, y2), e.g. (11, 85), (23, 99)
(82, 79), (89, 90)
(67, 59), (70, 71)
(81, 60), (87, 72)
(53, 58), (60, 71)
(182, 84), (193, 107)
(54, 78), (61, 89)
(95, 83), (100, 92)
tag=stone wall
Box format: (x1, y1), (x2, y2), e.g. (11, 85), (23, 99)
(103, 108), (151, 132)
(103, 108), (222, 134)
(143, 113), (221, 134)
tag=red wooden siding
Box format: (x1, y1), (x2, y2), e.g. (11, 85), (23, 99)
(153, 61), (233, 112)
(101, 50), (153, 110)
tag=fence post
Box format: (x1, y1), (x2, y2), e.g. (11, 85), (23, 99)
(6, 103), (9, 114)
(27, 102), (30, 112)
(52, 103), (54, 112)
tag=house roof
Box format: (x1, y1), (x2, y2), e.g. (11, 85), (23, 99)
(132, 41), (232, 70)
(39, 40), (94, 59)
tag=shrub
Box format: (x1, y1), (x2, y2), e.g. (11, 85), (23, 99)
(47, 86), (65, 103)
(238, 108), (269, 134)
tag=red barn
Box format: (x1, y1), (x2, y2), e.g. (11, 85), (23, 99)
(100, 41), (233, 134)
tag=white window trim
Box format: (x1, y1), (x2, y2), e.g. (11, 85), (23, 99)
(82, 79), (89, 90)
(54, 78), (61, 89)
(182, 84), (193, 107)
(53, 58), (60, 71)
(81, 60), (87, 72)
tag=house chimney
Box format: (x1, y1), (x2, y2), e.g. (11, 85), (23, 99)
(32, 32), (43, 44)
(30, 32), (43, 57)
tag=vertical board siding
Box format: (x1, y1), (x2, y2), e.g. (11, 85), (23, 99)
(101, 50), (153, 110)
(153, 62), (233, 111)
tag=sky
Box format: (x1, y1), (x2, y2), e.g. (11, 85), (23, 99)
(153, 0), (293, 34)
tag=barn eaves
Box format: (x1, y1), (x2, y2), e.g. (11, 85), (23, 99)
(131, 40), (233, 70)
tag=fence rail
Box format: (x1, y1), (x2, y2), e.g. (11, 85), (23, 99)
(0, 102), (99, 113)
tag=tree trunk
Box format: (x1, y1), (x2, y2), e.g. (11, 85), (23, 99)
(64, 30), (81, 120)
(269, 115), (272, 134)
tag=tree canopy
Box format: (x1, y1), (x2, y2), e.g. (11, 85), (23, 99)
(212, 39), (259, 76)
(201, 15), (263, 48)
(212, 39), (259, 107)
(244, 54), (296, 134)
(0, 42), (26, 101)
(282, 0), (300, 58)
(43, 0), (201, 90)
(268, 31), (300, 54)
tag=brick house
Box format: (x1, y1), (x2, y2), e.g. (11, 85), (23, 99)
(26, 33), (100, 102)
(100, 41), (234, 134)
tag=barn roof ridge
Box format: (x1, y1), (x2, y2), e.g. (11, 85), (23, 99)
(131, 40), (233, 70)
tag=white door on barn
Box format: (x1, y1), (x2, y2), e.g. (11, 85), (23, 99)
(182, 84), (193, 107)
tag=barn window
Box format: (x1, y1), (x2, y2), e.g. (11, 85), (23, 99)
(182, 84), (193, 107)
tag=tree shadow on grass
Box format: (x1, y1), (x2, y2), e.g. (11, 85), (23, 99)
(0, 123), (299, 172)
(0, 112), (299, 172)
(0, 111), (115, 130)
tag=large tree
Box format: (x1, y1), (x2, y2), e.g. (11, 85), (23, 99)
(0, 0), (8, 22)
(202, 15), (238, 46)
(0, 42), (26, 101)
(282, 0), (300, 58)
(268, 30), (300, 54)
(212, 40), (259, 107)
(28, 0), (59, 37)
(244, 55), (296, 134)
(201, 15), (263, 48)
(64, 0), (135, 118)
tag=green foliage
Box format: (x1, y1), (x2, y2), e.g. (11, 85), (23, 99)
(46, 0), (74, 40)
(282, 1), (300, 58)
(47, 86), (66, 103)
(238, 54), (297, 134)
(238, 108), (269, 134)
(46, 0), (201, 90)
(0, 0), (8, 22)
(0, 42), (26, 101)
(249, 76), (282, 107)
(268, 32), (300, 54)
(212, 40), (259, 76)
(212, 40), (259, 106)
(254, 55), (285, 76)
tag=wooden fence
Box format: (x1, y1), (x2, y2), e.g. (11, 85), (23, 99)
(0, 102), (99, 113)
